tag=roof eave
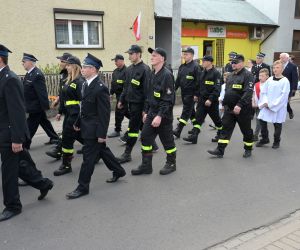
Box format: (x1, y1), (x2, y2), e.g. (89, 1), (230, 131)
(155, 16), (279, 28)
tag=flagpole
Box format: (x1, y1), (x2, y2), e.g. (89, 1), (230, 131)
(171, 0), (181, 71)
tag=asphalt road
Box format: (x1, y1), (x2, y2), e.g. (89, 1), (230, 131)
(1, 100), (300, 250)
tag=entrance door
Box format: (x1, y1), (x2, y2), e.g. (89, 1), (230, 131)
(203, 40), (214, 56)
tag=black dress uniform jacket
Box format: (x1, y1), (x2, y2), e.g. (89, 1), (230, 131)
(0, 66), (29, 146)
(145, 67), (175, 119)
(251, 62), (271, 83)
(196, 67), (222, 103)
(110, 65), (127, 97)
(76, 76), (110, 139)
(58, 69), (68, 114)
(119, 61), (150, 104)
(23, 67), (49, 113)
(175, 60), (199, 95)
(283, 61), (299, 95)
(223, 68), (254, 110)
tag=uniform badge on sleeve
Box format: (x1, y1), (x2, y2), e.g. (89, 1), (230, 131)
(166, 88), (172, 95)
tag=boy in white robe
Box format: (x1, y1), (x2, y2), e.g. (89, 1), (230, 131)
(256, 60), (290, 149)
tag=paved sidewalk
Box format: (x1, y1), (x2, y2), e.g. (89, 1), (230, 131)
(209, 210), (300, 250)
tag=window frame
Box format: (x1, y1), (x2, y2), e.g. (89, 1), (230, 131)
(53, 8), (105, 49)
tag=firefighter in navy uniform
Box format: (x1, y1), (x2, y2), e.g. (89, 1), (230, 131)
(66, 53), (126, 199)
(116, 45), (151, 163)
(49, 56), (85, 176)
(107, 54), (130, 138)
(208, 54), (254, 158)
(22, 53), (59, 148)
(131, 47), (176, 175)
(173, 47), (200, 138)
(0, 44), (53, 221)
(183, 55), (222, 144)
(251, 52), (271, 83)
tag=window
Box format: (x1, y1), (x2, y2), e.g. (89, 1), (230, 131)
(293, 30), (300, 51)
(295, 0), (300, 18)
(54, 9), (104, 48)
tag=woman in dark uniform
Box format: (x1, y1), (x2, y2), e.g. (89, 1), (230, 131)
(52, 56), (85, 176)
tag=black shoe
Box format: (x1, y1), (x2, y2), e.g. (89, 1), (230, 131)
(108, 131), (121, 138)
(116, 153), (132, 164)
(46, 150), (62, 160)
(119, 134), (127, 144)
(131, 166), (153, 175)
(77, 149), (83, 154)
(256, 139), (270, 147)
(53, 166), (72, 176)
(272, 142), (280, 149)
(106, 171), (126, 183)
(18, 179), (28, 186)
(159, 162), (176, 175)
(66, 189), (89, 199)
(289, 112), (294, 119)
(38, 181), (54, 200)
(243, 150), (252, 158)
(211, 137), (219, 142)
(44, 138), (59, 145)
(183, 135), (197, 144)
(0, 210), (21, 222)
(207, 148), (223, 158)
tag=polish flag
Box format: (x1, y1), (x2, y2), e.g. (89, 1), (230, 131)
(132, 12), (141, 41)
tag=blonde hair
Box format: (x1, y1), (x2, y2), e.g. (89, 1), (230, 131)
(273, 60), (283, 68)
(259, 68), (269, 76)
(67, 64), (82, 83)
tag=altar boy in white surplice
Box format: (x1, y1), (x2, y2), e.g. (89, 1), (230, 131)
(256, 60), (290, 149)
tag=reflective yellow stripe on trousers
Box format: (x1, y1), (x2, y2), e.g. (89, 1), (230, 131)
(62, 148), (74, 153)
(244, 142), (254, 146)
(218, 139), (229, 144)
(142, 145), (152, 151)
(166, 147), (176, 154)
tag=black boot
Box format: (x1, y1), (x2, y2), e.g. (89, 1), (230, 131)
(207, 147), (224, 158)
(173, 123), (184, 138)
(46, 142), (62, 160)
(116, 146), (132, 164)
(53, 155), (72, 176)
(160, 153), (176, 175)
(243, 149), (252, 158)
(256, 138), (270, 147)
(131, 154), (153, 175)
(183, 128), (200, 144)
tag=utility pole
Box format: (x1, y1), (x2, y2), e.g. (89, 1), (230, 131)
(171, 0), (181, 71)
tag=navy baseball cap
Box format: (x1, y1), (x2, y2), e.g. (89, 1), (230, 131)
(256, 52), (266, 58)
(148, 47), (167, 61)
(201, 55), (214, 62)
(56, 52), (72, 62)
(231, 54), (245, 63)
(111, 54), (124, 61)
(182, 47), (194, 54)
(66, 56), (81, 67)
(125, 45), (142, 54)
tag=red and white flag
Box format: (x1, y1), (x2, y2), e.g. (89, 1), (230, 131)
(132, 12), (141, 41)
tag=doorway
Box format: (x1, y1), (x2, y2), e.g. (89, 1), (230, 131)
(203, 40), (214, 56)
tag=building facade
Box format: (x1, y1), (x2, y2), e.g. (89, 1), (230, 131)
(1, 0), (155, 74)
(155, 0), (277, 68)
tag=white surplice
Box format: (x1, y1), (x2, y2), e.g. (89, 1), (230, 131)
(257, 76), (290, 123)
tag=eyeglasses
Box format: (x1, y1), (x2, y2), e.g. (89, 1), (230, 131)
(231, 61), (238, 65)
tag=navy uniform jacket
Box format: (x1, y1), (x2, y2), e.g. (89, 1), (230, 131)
(76, 76), (110, 139)
(23, 67), (49, 113)
(283, 62), (298, 96)
(251, 62), (271, 83)
(144, 66), (175, 120)
(0, 66), (29, 147)
(175, 60), (200, 95)
(223, 68), (254, 110)
(110, 65), (127, 97)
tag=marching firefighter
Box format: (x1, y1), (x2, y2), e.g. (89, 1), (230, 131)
(47, 56), (84, 175)
(208, 54), (254, 158)
(183, 55), (222, 144)
(173, 47), (200, 138)
(131, 47), (176, 175)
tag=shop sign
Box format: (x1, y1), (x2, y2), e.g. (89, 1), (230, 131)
(207, 25), (226, 38)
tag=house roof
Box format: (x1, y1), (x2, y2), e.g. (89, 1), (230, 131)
(155, 0), (278, 27)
